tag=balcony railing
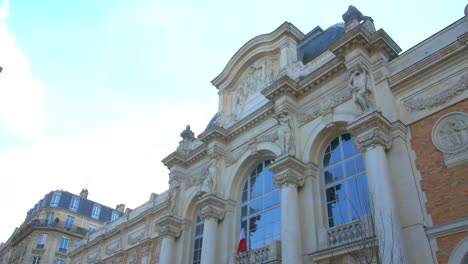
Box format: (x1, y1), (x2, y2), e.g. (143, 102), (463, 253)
(235, 240), (281, 264)
(11, 219), (86, 243)
(325, 216), (374, 247)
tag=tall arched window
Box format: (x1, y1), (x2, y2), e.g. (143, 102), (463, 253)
(240, 159), (280, 250)
(192, 216), (204, 264)
(322, 133), (370, 227)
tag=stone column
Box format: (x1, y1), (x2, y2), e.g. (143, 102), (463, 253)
(156, 216), (183, 264)
(196, 194), (227, 264)
(270, 156), (306, 264)
(347, 111), (407, 263)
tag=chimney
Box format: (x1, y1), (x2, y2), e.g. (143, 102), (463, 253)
(79, 188), (88, 199)
(116, 203), (125, 213)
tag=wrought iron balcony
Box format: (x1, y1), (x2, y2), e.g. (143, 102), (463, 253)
(10, 219), (86, 244)
(235, 240), (281, 264)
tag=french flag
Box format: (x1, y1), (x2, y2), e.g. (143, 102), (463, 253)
(237, 221), (247, 255)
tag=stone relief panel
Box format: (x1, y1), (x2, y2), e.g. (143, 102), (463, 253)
(432, 112), (468, 167)
(219, 55), (280, 125)
(127, 250), (137, 264)
(128, 227), (145, 245)
(404, 74), (467, 113)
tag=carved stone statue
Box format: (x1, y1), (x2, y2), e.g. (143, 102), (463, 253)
(349, 63), (372, 113)
(234, 84), (247, 121)
(177, 125), (195, 154)
(168, 181), (180, 214)
(200, 156), (219, 195)
(276, 112), (295, 155)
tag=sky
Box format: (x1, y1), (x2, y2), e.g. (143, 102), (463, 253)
(0, 0), (466, 243)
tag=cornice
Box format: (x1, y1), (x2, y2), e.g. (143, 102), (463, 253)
(329, 25), (401, 61)
(212, 22), (304, 90)
(198, 124), (228, 143)
(402, 73), (468, 113)
(389, 40), (467, 91)
(225, 101), (276, 141)
(261, 57), (347, 103)
(162, 145), (208, 170)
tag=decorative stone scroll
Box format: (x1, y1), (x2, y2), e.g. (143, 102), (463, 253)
(196, 194), (228, 221)
(432, 112), (468, 167)
(403, 74), (468, 112)
(155, 215), (183, 238)
(347, 111), (392, 151)
(270, 156), (306, 188)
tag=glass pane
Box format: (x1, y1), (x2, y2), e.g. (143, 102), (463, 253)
(323, 152), (331, 167)
(263, 191), (279, 209)
(250, 175), (262, 199)
(329, 138), (342, 165)
(345, 156), (364, 177)
(342, 134), (359, 158)
(249, 198), (263, 215)
(324, 170), (333, 184)
(241, 206), (247, 218)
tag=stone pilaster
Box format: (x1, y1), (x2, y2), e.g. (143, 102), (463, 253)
(270, 156), (306, 264)
(347, 111), (407, 263)
(156, 216), (183, 264)
(196, 194), (228, 264)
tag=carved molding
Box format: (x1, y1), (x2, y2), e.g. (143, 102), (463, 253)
(127, 229), (145, 245)
(432, 112), (468, 167)
(196, 194), (228, 221)
(353, 128), (392, 151)
(347, 111), (393, 151)
(269, 155), (307, 188)
(403, 74), (467, 112)
(105, 241), (121, 255)
(299, 87), (352, 125)
(198, 205), (225, 221)
(155, 216), (183, 238)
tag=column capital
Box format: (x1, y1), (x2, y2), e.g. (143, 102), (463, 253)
(347, 111), (392, 151)
(270, 155), (306, 188)
(156, 215), (183, 238)
(196, 194), (228, 221)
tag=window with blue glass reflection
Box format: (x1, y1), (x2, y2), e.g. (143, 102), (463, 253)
(192, 216), (204, 264)
(323, 134), (370, 227)
(241, 159), (280, 250)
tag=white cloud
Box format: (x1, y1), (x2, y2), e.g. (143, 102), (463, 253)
(0, 0), (46, 139)
(0, 99), (214, 242)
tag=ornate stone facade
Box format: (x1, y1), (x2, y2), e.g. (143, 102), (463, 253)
(64, 5), (468, 264)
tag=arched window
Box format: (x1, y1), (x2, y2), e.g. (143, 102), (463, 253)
(192, 216), (204, 264)
(322, 134), (370, 227)
(240, 159), (280, 250)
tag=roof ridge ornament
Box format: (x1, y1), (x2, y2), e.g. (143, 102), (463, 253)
(342, 5), (375, 33)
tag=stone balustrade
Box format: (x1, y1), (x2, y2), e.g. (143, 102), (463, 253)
(327, 219), (364, 245)
(235, 240), (281, 264)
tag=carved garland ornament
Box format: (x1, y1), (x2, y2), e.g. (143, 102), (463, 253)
(299, 87), (352, 125)
(403, 75), (468, 112)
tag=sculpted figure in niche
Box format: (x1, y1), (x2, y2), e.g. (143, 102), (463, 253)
(234, 84), (247, 120)
(276, 112), (295, 155)
(200, 155), (219, 195)
(349, 63), (373, 113)
(168, 181), (180, 214)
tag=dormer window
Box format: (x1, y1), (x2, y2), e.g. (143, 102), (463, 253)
(50, 192), (61, 207)
(91, 205), (101, 219)
(69, 197), (80, 211)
